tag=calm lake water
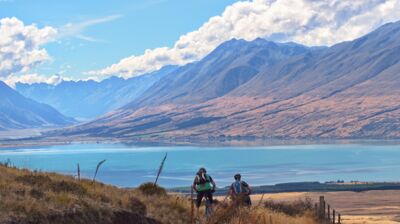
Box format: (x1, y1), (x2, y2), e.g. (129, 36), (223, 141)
(0, 142), (399, 188)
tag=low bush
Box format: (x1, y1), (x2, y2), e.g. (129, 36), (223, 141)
(49, 180), (87, 195)
(15, 174), (52, 187)
(138, 183), (167, 196)
(127, 197), (147, 215)
(264, 197), (313, 216)
(29, 188), (44, 199)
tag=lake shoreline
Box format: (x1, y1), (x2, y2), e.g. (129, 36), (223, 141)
(1, 142), (399, 188)
(1, 135), (400, 149)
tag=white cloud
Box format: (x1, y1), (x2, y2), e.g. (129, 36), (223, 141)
(91, 0), (400, 78)
(3, 73), (100, 88)
(0, 17), (57, 78)
(57, 15), (121, 42)
(0, 15), (121, 85)
(4, 73), (65, 87)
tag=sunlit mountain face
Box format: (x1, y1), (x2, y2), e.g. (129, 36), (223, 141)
(53, 21), (400, 140)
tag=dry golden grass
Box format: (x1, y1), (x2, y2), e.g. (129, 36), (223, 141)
(250, 191), (400, 224)
(198, 194), (317, 224)
(205, 206), (317, 224)
(0, 164), (189, 224)
(0, 164), (317, 224)
(342, 215), (400, 224)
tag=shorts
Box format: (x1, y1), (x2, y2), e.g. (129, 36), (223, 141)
(233, 193), (252, 206)
(196, 189), (213, 207)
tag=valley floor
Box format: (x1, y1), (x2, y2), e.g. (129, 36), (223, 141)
(249, 190), (400, 224)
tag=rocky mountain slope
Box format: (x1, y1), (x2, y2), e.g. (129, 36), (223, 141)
(53, 21), (400, 139)
(123, 39), (311, 108)
(0, 81), (74, 130)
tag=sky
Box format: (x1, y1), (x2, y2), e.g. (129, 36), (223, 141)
(1, 0), (400, 86)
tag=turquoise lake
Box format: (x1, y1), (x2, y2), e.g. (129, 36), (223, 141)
(0, 142), (399, 188)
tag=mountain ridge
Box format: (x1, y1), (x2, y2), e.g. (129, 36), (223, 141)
(0, 81), (75, 130)
(16, 65), (177, 119)
(123, 38), (312, 109)
(49, 21), (400, 139)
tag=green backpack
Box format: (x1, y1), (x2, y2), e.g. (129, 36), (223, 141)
(195, 173), (212, 192)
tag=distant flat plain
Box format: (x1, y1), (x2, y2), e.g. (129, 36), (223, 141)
(249, 190), (400, 224)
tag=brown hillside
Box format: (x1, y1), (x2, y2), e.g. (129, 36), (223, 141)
(0, 164), (317, 224)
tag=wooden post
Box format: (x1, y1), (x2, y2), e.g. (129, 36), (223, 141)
(77, 163), (80, 181)
(314, 203), (318, 217)
(327, 204), (330, 221)
(154, 153), (167, 186)
(92, 159), (106, 183)
(338, 214), (341, 224)
(332, 209), (336, 224)
(190, 187), (194, 224)
(319, 196), (325, 219)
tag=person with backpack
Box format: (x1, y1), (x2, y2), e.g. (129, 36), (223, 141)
(192, 167), (216, 217)
(229, 173), (252, 206)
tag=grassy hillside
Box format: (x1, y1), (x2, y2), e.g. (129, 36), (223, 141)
(0, 164), (317, 224)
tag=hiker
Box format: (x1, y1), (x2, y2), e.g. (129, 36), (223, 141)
(229, 173), (252, 206)
(192, 167), (216, 217)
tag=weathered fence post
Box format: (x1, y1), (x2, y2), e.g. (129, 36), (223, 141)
(92, 159), (106, 183)
(319, 196), (326, 219)
(332, 209), (336, 224)
(154, 153), (167, 186)
(319, 196), (342, 224)
(314, 203), (318, 217)
(77, 163), (80, 181)
(190, 187), (194, 224)
(327, 204), (331, 221)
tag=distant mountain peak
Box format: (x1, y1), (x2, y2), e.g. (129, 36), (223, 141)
(16, 66), (177, 119)
(0, 81), (75, 130)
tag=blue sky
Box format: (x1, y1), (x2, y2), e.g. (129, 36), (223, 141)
(0, 0), (238, 79)
(1, 0), (400, 85)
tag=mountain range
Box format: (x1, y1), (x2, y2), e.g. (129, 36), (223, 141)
(0, 81), (75, 130)
(19, 21), (400, 139)
(123, 39), (312, 108)
(16, 66), (176, 120)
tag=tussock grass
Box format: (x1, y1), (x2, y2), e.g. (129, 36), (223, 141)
(0, 164), (186, 224)
(0, 164), (317, 224)
(226, 207), (317, 224)
(138, 182), (167, 196)
(264, 197), (314, 216)
(205, 197), (317, 224)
